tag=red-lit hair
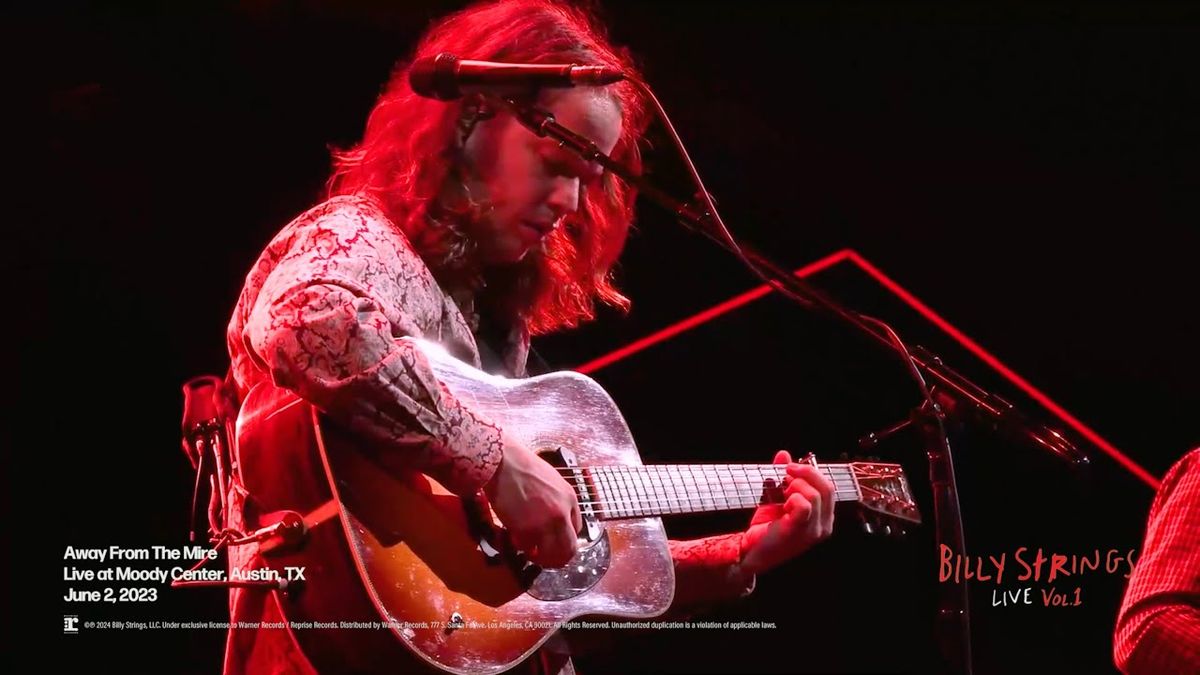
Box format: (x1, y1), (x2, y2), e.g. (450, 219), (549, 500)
(327, 0), (650, 335)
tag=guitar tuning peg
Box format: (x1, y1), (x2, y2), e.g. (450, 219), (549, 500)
(858, 511), (875, 535)
(882, 524), (892, 536)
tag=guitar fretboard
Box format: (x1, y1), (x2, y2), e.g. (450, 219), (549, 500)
(581, 464), (860, 519)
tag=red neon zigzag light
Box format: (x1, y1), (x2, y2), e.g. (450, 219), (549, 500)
(573, 249), (1161, 491)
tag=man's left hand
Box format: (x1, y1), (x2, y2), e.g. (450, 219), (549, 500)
(737, 450), (836, 575)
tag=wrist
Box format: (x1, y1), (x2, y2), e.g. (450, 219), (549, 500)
(737, 526), (765, 576)
(730, 531), (758, 589)
(482, 451), (506, 500)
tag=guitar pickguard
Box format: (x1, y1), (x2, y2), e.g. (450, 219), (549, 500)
(525, 529), (611, 601)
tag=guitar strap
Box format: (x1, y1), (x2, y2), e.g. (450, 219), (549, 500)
(475, 309), (554, 378)
(475, 317), (512, 376)
(527, 344), (554, 377)
(474, 311), (579, 675)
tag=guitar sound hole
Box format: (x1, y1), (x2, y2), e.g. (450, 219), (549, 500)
(525, 529), (611, 601)
(536, 446), (603, 544)
(512, 445), (611, 601)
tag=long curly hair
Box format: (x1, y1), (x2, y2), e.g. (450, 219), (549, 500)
(327, 0), (650, 335)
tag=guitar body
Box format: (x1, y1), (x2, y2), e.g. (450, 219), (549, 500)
(235, 338), (675, 675)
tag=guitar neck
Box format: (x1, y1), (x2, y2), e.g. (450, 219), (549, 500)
(583, 464), (860, 519)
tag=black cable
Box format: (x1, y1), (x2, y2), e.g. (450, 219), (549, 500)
(629, 77), (944, 425)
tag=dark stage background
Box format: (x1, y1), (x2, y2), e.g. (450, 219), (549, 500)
(17, 1), (1200, 673)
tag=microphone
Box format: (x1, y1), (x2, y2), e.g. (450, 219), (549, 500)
(911, 346), (1090, 467)
(929, 385), (1089, 466)
(409, 52), (625, 101)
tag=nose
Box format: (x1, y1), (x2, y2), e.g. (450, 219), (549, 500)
(546, 176), (580, 218)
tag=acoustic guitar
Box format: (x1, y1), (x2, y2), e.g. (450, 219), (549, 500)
(234, 337), (920, 674)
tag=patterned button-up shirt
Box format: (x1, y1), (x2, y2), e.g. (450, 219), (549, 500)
(221, 196), (754, 674)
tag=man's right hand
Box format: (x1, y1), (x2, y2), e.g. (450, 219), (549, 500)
(482, 436), (583, 568)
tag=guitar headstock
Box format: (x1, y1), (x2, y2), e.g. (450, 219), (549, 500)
(849, 461), (921, 535)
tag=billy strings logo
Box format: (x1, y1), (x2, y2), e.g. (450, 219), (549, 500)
(939, 545), (1137, 608)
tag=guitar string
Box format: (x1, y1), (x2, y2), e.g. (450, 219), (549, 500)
(552, 465), (859, 484)
(551, 465), (866, 485)
(565, 493), (863, 513)
(561, 465), (859, 491)
(549, 461), (868, 509)
(475, 470), (900, 517)
(547, 466), (901, 515)
(564, 490), (862, 510)
(549, 464), (896, 474)
(473, 461), (899, 513)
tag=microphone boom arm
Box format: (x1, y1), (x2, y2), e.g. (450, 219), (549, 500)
(488, 93), (1087, 470)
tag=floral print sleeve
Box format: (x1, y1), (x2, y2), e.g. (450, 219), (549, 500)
(667, 534), (757, 614)
(228, 197), (502, 496)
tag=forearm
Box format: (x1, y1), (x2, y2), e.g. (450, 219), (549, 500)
(248, 282), (502, 495)
(663, 533), (756, 619)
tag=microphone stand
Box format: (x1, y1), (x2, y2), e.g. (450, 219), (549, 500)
(489, 91), (1087, 675)
(488, 93), (1085, 463)
(913, 403), (972, 675)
